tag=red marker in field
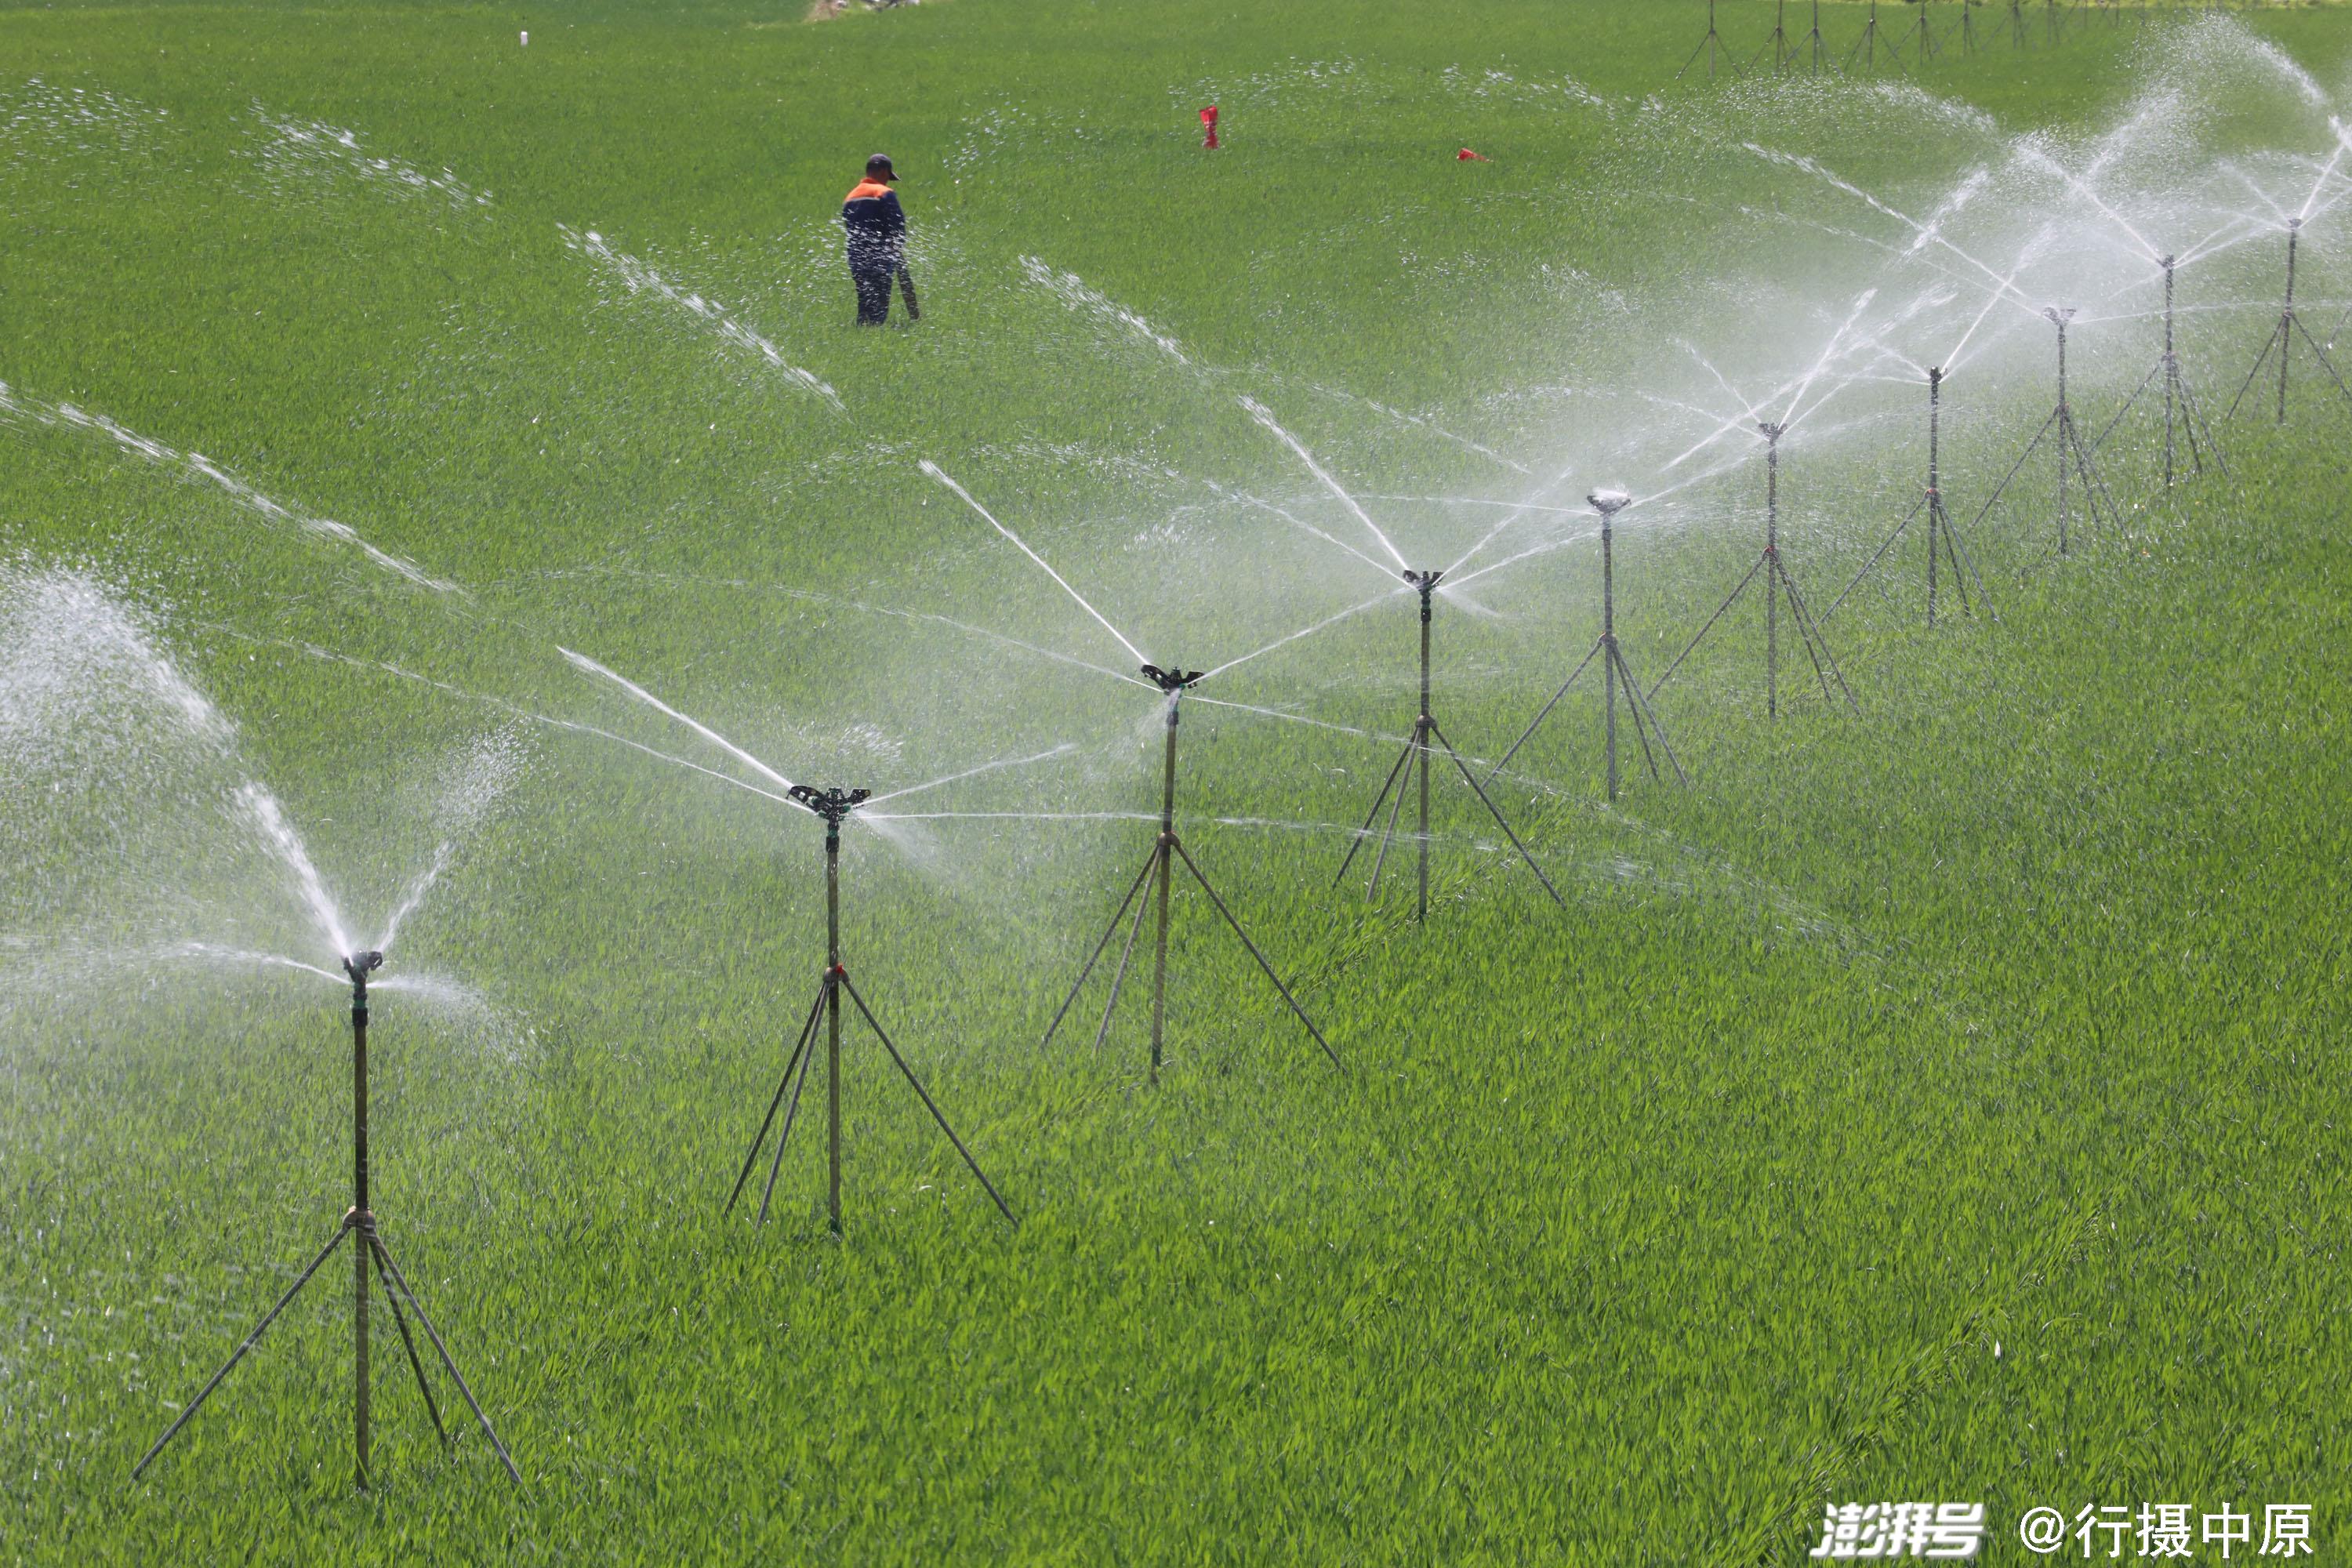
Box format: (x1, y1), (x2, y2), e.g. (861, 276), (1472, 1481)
(1202, 105), (1220, 150)
(1457, 147), (1490, 162)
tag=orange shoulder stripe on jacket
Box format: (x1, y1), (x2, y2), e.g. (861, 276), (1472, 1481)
(845, 180), (893, 201)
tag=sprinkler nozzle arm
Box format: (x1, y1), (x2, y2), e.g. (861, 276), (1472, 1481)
(343, 950), (383, 981)
(1141, 664), (1205, 691)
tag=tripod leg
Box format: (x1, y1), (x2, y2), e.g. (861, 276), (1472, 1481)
(1040, 848), (1158, 1049)
(1365, 735), (1414, 904)
(2228, 325), (2281, 420)
(1094, 852), (1157, 1054)
(1822, 492), (1925, 626)
(2091, 359), (2160, 452)
(2289, 317), (2352, 408)
(1777, 564), (1862, 716)
(1615, 659), (1691, 786)
(2177, 376), (2229, 479)
(1969, 410), (2059, 535)
(1425, 723), (1566, 907)
(1940, 506), (1998, 623)
(757, 981), (826, 1225)
(1486, 639), (1601, 783)
(132, 1224), (350, 1479)
(725, 975), (833, 1215)
(369, 1236), (523, 1485)
(1332, 735), (1415, 891)
(2065, 418), (2124, 534)
(369, 1240), (449, 1447)
(837, 975), (1017, 1223)
(1611, 644), (1664, 782)
(1168, 840), (1342, 1069)
(1648, 553), (1764, 701)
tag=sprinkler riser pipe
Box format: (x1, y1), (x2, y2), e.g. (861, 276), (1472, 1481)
(826, 828), (842, 1236)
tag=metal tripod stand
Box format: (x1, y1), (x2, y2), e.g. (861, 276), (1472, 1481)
(726, 786), (1014, 1232)
(1041, 666), (1339, 1085)
(1849, 1), (1907, 71)
(135, 953), (521, 1489)
(1970, 309), (2122, 557)
(1334, 571), (1564, 919)
(1678, 0), (1739, 80)
(2229, 219), (2352, 425)
(2094, 253), (2227, 488)
(1825, 367), (1994, 629)
(1489, 493), (1689, 803)
(1649, 423), (1859, 719)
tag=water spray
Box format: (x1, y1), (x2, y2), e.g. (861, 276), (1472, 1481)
(1824, 367), (1994, 630)
(725, 785), (1014, 1234)
(1649, 423), (1859, 721)
(2096, 254), (2228, 488)
(2228, 219), (2352, 426)
(1969, 309), (2122, 558)
(1488, 493), (1688, 804)
(1332, 569), (1563, 920)
(1040, 665), (1338, 1087)
(134, 949), (520, 1490)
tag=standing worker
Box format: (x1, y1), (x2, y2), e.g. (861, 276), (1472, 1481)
(842, 154), (914, 326)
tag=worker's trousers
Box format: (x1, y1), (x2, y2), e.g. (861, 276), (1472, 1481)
(851, 263), (894, 325)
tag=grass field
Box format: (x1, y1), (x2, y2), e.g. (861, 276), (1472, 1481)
(5, 1), (2352, 1562)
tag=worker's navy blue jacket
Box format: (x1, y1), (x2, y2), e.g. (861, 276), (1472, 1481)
(843, 179), (906, 269)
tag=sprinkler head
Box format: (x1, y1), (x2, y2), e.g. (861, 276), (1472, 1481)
(1401, 568), (1444, 592)
(2289, 217), (2303, 232)
(2044, 306), (2076, 326)
(788, 784), (870, 825)
(1587, 489), (1632, 517)
(343, 950), (383, 982)
(1757, 420), (1786, 441)
(1140, 664), (1205, 693)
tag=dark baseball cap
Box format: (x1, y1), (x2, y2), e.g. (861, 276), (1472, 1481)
(866, 153), (897, 182)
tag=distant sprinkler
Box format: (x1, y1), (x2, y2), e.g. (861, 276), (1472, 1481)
(1969, 309), (2122, 560)
(1334, 567), (1563, 920)
(1824, 367), (1994, 631)
(1676, 0), (1738, 82)
(2229, 217), (2352, 427)
(1040, 663), (1338, 1087)
(1846, 0), (1904, 74)
(1648, 421), (1860, 722)
(726, 784), (1014, 1234)
(136, 949), (520, 1491)
(2092, 252), (2227, 492)
(1488, 492), (1687, 804)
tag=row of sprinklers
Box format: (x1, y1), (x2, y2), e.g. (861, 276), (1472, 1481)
(116, 59), (2352, 1496)
(1680, 0), (2265, 82)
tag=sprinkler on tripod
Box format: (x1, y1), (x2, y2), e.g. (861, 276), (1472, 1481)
(1749, 0), (1792, 72)
(727, 784), (1014, 1233)
(1489, 492), (1688, 804)
(1969, 309), (2122, 558)
(1042, 664), (1338, 1086)
(1677, 0), (1738, 81)
(1824, 367), (1994, 630)
(1334, 568), (1563, 919)
(135, 949), (520, 1490)
(2229, 218), (2352, 426)
(2094, 253), (2227, 488)
(1848, 1), (1906, 73)
(1649, 422), (1859, 720)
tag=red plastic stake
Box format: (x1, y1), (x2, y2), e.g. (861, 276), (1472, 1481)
(1202, 105), (1220, 151)
(1457, 147), (1490, 162)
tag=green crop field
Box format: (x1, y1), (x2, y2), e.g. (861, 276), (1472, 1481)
(5, 0), (2350, 1562)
